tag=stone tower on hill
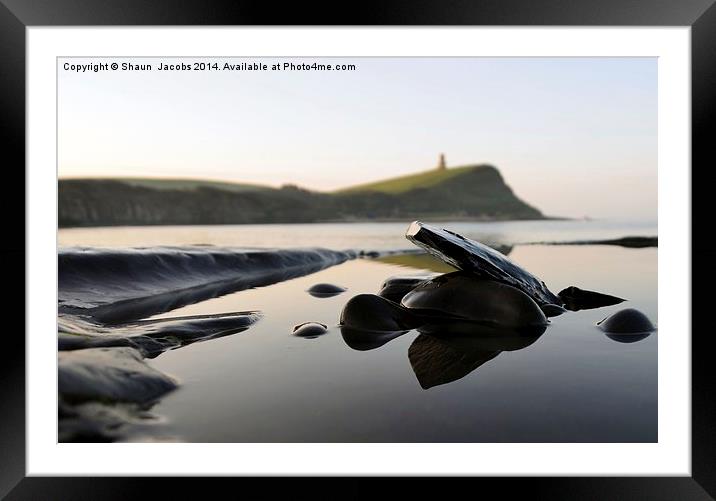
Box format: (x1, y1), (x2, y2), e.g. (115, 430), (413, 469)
(437, 153), (446, 170)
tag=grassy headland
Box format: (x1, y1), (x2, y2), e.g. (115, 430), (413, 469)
(59, 164), (545, 227)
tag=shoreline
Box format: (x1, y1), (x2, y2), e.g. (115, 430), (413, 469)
(58, 215), (573, 230)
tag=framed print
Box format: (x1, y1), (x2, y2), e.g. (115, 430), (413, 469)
(3, 0), (714, 498)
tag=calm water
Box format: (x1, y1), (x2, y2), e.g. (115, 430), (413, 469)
(58, 219), (656, 250)
(59, 220), (657, 442)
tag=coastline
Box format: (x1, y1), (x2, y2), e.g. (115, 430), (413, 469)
(58, 214), (568, 229)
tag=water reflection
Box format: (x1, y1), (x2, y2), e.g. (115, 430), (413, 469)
(412, 324), (545, 389)
(375, 245), (512, 274)
(409, 334), (500, 389)
(604, 332), (652, 343)
(341, 320), (546, 390)
(340, 326), (409, 351)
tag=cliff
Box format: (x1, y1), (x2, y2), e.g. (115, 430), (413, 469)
(58, 164), (544, 227)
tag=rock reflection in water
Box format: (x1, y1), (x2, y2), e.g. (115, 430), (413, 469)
(409, 323), (546, 389)
(340, 326), (410, 351)
(339, 312), (547, 390)
(604, 332), (652, 344)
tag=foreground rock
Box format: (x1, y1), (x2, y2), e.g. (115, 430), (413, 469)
(59, 399), (172, 442)
(59, 246), (356, 323)
(339, 294), (423, 332)
(58, 308), (262, 441)
(401, 272), (548, 329)
(405, 221), (562, 306)
(59, 311), (262, 358)
(540, 303), (568, 317)
(58, 347), (178, 404)
(377, 275), (433, 303)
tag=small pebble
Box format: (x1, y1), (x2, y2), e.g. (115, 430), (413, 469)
(292, 322), (328, 338)
(597, 308), (655, 334)
(307, 283), (347, 298)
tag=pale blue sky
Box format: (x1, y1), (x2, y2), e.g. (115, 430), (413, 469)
(58, 57), (656, 220)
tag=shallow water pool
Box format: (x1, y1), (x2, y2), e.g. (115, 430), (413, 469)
(139, 244), (657, 442)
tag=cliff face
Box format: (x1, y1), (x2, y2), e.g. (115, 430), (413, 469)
(58, 165), (544, 227)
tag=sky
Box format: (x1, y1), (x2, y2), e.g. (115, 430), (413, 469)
(58, 57), (657, 220)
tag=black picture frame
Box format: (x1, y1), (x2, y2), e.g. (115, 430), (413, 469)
(2, 0), (712, 498)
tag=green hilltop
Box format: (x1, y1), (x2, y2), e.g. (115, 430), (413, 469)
(337, 165), (484, 194)
(58, 163), (545, 227)
(75, 177), (271, 193)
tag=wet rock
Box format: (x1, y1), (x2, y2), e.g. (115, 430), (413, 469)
(405, 221), (561, 306)
(59, 399), (132, 442)
(59, 247), (356, 325)
(340, 294), (422, 332)
(129, 311), (261, 338)
(340, 326), (408, 351)
(401, 272), (548, 328)
(591, 236), (657, 248)
(307, 283), (347, 298)
(597, 308), (655, 334)
(59, 246), (356, 320)
(58, 347), (178, 405)
(58, 399), (166, 443)
(59, 311), (262, 358)
(377, 275), (431, 303)
(490, 244), (514, 256)
(540, 303), (568, 317)
(293, 322), (329, 338)
(559, 286), (625, 311)
(59, 333), (135, 351)
(536, 236), (657, 248)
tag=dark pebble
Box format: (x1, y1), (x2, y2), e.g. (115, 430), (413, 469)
(597, 308), (655, 334)
(307, 283), (347, 298)
(292, 322), (329, 338)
